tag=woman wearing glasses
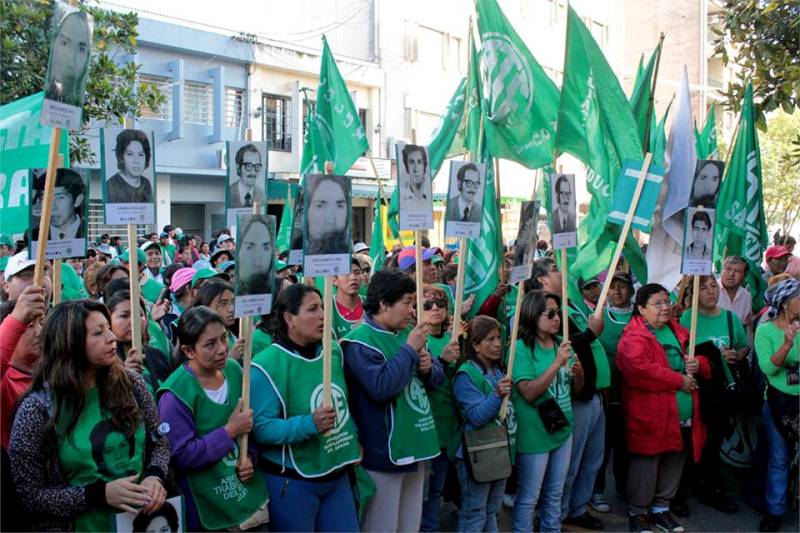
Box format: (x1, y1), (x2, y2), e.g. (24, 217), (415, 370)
(616, 283), (711, 533)
(511, 290), (582, 533)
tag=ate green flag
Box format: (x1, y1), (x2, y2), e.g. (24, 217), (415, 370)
(370, 184), (386, 273)
(315, 36), (368, 175)
(275, 184), (296, 252)
(629, 43), (659, 149)
(648, 99), (672, 168)
(555, 6), (646, 283)
(300, 91), (330, 178)
(475, 0), (560, 169)
(713, 83), (768, 308)
(695, 104), (719, 159)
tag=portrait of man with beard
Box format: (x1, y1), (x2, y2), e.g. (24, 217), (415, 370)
(304, 174), (351, 257)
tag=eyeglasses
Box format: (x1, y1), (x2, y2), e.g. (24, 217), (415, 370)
(241, 163), (263, 172)
(543, 308), (561, 320)
(462, 179), (480, 189)
(423, 298), (449, 311)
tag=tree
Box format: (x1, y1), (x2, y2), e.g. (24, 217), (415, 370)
(760, 111), (800, 235)
(712, 0), (799, 164)
(1, 0), (164, 164)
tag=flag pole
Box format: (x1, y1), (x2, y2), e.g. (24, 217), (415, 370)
(642, 33), (665, 154)
(33, 129), (62, 287)
(322, 160), (335, 410)
(593, 152), (653, 318)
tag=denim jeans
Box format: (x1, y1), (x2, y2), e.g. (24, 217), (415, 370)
(421, 452), (451, 531)
(562, 394), (605, 519)
(455, 460), (507, 532)
(512, 436), (573, 533)
(763, 401), (791, 516)
(264, 471), (359, 532)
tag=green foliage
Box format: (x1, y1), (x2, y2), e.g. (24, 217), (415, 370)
(760, 111), (800, 234)
(0, 0), (164, 164)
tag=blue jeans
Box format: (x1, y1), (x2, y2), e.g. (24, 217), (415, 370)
(562, 394), (605, 519)
(763, 401), (791, 516)
(421, 452), (451, 531)
(456, 460), (507, 532)
(512, 436), (573, 533)
(264, 471), (359, 532)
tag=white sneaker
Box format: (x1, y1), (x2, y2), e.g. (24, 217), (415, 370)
(590, 493), (611, 513)
(502, 494), (516, 508)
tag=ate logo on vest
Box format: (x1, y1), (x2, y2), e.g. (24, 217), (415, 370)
(222, 443), (240, 468)
(310, 383), (350, 435)
(404, 377), (431, 415)
(502, 401), (518, 435)
(479, 33), (534, 128)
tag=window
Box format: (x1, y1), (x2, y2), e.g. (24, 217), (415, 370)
(417, 26), (444, 68)
(263, 94), (292, 152)
(139, 74), (172, 120)
(225, 87), (244, 130)
(184, 80), (213, 124)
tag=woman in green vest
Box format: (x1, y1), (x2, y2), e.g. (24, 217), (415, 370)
(158, 306), (269, 531)
(511, 290), (582, 533)
(251, 283), (362, 532)
(420, 284), (461, 532)
(9, 300), (170, 531)
(453, 315), (513, 532)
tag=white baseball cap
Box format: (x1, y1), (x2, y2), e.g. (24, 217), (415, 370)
(353, 242), (369, 253)
(4, 251), (36, 279)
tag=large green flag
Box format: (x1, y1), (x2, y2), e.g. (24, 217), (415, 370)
(649, 98), (672, 168)
(556, 6), (646, 283)
(714, 83), (768, 308)
(315, 36), (369, 175)
(695, 104), (719, 159)
(300, 91), (330, 177)
(475, 0), (560, 169)
(370, 184), (386, 273)
(275, 185), (294, 252)
(629, 44), (659, 149)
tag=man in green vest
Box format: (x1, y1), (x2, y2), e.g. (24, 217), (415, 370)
(341, 268), (444, 532)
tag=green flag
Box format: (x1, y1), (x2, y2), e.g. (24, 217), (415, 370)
(315, 36), (368, 175)
(475, 0), (560, 169)
(300, 91), (330, 177)
(555, 6), (646, 283)
(275, 185), (294, 252)
(0, 92), (70, 235)
(370, 184), (386, 273)
(629, 43), (659, 149)
(695, 104), (719, 159)
(649, 98), (672, 168)
(713, 83), (768, 308)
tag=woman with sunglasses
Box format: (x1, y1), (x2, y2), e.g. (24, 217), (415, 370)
(420, 285), (461, 532)
(616, 283), (711, 533)
(511, 290), (582, 533)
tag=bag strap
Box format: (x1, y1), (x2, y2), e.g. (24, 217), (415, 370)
(726, 310), (734, 350)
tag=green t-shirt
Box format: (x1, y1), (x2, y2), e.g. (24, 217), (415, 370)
(755, 320), (800, 396)
(511, 340), (572, 454)
(653, 326), (693, 421)
(426, 332), (460, 454)
(568, 304), (611, 390)
(679, 308), (748, 351)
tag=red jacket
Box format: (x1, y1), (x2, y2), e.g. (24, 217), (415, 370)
(1, 316), (33, 450)
(616, 315), (709, 462)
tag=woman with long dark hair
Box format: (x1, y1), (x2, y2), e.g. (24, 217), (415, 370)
(251, 283), (361, 531)
(158, 306), (268, 531)
(9, 300), (169, 531)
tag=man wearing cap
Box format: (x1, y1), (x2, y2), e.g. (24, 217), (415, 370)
(121, 247), (165, 305)
(141, 241), (164, 283)
(2, 252), (52, 303)
(95, 243), (117, 264)
(763, 245), (791, 280)
(353, 242), (369, 256)
(211, 248), (234, 269)
(579, 277), (602, 312)
(158, 232), (175, 266)
(0, 235), (14, 258)
(333, 257), (365, 340)
(777, 236), (799, 278)
(218, 233), (236, 252)
(398, 246), (438, 285)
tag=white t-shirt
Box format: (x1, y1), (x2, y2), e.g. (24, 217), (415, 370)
(204, 379), (229, 404)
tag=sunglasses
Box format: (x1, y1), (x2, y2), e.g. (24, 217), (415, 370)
(543, 308), (561, 320)
(423, 298), (449, 311)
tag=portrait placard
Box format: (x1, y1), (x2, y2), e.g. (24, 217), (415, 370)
(234, 213), (276, 317)
(100, 127), (157, 224)
(28, 168), (89, 260)
(681, 207), (715, 275)
(444, 160), (486, 239)
(40, 2), (93, 130)
(549, 173), (577, 250)
(113, 496), (184, 533)
(288, 188), (304, 265)
(225, 141), (269, 227)
(689, 160), (724, 208)
(303, 174), (352, 277)
(396, 142), (433, 230)
(510, 201), (540, 285)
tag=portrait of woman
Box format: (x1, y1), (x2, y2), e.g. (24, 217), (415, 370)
(107, 129), (155, 204)
(236, 214), (275, 297)
(44, 10), (93, 108)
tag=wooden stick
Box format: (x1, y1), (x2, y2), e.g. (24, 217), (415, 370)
(499, 283), (525, 420)
(561, 247), (569, 341)
(127, 223), (143, 354)
(322, 160), (335, 409)
(494, 158), (505, 284)
(593, 153), (653, 318)
(33, 128), (63, 287)
(687, 275), (700, 364)
(451, 238), (468, 341)
(415, 230), (424, 321)
(52, 260), (62, 305)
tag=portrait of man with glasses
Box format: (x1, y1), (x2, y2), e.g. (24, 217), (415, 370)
(551, 174), (576, 234)
(229, 143), (266, 208)
(445, 162), (484, 225)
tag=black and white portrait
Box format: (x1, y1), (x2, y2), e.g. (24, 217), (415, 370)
(40, 5), (93, 129)
(689, 160), (723, 208)
(681, 207), (715, 275)
(397, 142), (433, 230)
(510, 201), (540, 284)
(101, 127), (156, 225)
(28, 167), (88, 260)
(445, 161), (486, 239)
(235, 213), (275, 317)
(115, 496), (184, 533)
(549, 173), (577, 250)
(303, 174), (352, 277)
(288, 188), (304, 265)
(227, 141), (268, 226)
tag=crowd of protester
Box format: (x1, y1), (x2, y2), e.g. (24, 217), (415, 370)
(0, 225), (797, 532)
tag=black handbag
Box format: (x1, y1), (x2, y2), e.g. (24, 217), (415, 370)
(766, 383), (799, 443)
(535, 398), (569, 434)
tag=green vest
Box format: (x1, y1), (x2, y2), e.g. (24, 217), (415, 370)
(456, 360), (517, 459)
(147, 318), (170, 360)
(598, 306), (633, 358)
(58, 388), (145, 532)
(332, 297), (364, 340)
(343, 322), (440, 465)
(426, 332), (461, 455)
(653, 326), (693, 422)
(252, 327), (273, 355)
(251, 343), (361, 477)
(159, 360), (268, 530)
(568, 304), (611, 390)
